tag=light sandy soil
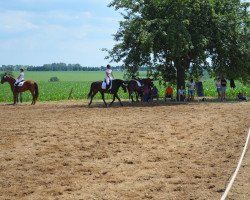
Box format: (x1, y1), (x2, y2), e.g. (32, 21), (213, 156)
(0, 100), (249, 200)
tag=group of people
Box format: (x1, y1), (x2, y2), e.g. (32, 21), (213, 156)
(165, 78), (196, 102)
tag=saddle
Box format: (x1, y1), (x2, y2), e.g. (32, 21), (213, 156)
(15, 80), (25, 87)
(132, 79), (142, 87)
(102, 79), (112, 90)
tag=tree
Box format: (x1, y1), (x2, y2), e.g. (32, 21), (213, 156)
(106, 0), (249, 90)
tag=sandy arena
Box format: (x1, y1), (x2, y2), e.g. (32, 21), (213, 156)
(0, 100), (249, 200)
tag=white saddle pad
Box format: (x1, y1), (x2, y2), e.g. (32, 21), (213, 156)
(101, 81), (106, 89)
(133, 79), (142, 87)
(101, 81), (112, 90)
(17, 81), (25, 86)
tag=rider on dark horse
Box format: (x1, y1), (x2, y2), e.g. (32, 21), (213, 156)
(105, 64), (114, 90)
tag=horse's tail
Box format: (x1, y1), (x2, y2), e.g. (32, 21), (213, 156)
(34, 82), (39, 100)
(87, 83), (93, 99)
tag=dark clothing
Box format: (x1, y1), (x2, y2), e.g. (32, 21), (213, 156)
(230, 79), (236, 89)
(221, 78), (227, 87)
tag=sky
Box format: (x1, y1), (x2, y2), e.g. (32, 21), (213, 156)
(1, 0), (249, 67)
(0, 0), (122, 67)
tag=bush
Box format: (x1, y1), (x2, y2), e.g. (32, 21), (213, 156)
(49, 77), (60, 82)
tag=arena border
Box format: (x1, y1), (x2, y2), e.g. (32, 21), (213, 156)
(220, 128), (250, 200)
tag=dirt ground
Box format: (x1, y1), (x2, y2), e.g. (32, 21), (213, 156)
(0, 100), (249, 200)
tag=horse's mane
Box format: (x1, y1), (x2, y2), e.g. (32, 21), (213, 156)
(2, 73), (15, 78)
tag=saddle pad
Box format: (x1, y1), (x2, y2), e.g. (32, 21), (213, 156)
(17, 81), (25, 87)
(101, 81), (106, 89)
(133, 79), (142, 87)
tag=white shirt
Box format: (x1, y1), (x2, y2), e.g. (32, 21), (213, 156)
(187, 81), (195, 90)
(18, 72), (24, 81)
(216, 81), (221, 88)
(105, 69), (112, 78)
(178, 89), (185, 95)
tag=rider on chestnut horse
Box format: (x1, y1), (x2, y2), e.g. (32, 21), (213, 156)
(1, 72), (39, 105)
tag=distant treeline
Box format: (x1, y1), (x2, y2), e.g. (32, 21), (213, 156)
(0, 63), (148, 71)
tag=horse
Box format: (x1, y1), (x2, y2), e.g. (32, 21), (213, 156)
(1, 74), (39, 105)
(127, 78), (153, 102)
(87, 79), (127, 107)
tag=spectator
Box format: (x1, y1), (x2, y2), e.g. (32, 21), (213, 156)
(187, 78), (195, 101)
(215, 77), (221, 100)
(151, 85), (159, 101)
(221, 76), (227, 101)
(178, 86), (186, 101)
(143, 85), (150, 102)
(165, 84), (173, 101)
(237, 92), (247, 101)
(230, 79), (236, 90)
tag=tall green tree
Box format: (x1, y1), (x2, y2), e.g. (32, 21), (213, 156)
(106, 0), (249, 89)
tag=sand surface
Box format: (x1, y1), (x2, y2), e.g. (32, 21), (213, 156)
(0, 100), (249, 200)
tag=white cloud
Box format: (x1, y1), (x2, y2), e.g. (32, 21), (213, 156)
(0, 11), (39, 32)
(0, 1), (122, 66)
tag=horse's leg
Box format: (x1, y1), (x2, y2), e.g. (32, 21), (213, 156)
(30, 88), (35, 105)
(88, 92), (97, 106)
(109, 95), (116, 106)
(13, 92), (17, 105)
(132, 92), (136, 102)
(16, 94), (19, 104)
(128, 91), (132, 103)
(135, 91), (140, 102)
(101, 92), (107, 107)
(20, 93), (23, 103)
(115, 93), (123, 106)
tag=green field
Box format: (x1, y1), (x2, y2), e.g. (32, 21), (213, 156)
(0, 71), (249, 103)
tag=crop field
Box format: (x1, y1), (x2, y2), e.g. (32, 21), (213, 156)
(0, 71), (249, 103)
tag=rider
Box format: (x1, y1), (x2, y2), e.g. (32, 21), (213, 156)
(14, 68), (24, 103)
(105, 64), (114, 89)
(15, 68), (25, 86)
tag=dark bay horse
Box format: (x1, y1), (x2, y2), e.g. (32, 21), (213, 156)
(88, 79), (127, 107)
(127, 78), (153, 102)
(1, 74), (39, 105)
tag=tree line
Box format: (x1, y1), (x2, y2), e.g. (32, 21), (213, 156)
(0, 63), (149, 72)
(0, 63), (128, 71)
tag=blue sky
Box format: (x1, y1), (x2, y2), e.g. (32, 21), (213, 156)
(1, 1), (249, 67)
(0, 0), (122, 67)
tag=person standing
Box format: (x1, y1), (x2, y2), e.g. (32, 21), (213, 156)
(151, 85), (159, 101)
(187, 78), (195, 101)
(215, 77), (221, 100)
(143, 85), (150, 102)
(221, 76), (227, 101)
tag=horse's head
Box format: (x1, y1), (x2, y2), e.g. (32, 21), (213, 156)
(1, 74), (7, 84)
(1, 74), (15, 84)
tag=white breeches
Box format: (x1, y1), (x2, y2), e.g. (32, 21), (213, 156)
(106, 77), (112, 85)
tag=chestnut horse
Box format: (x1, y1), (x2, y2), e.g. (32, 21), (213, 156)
(1, 74), (39, 105)
(127, 78), (153, 102)
(88, 79), (127, 107)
